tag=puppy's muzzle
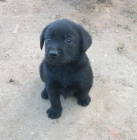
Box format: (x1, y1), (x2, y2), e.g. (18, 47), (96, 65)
(49, 50), (59, 57)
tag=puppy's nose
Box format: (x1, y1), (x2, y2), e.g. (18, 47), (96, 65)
(49, 50), (58, 57)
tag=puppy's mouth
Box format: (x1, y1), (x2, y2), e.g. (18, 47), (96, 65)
(46, 56), (71, 66)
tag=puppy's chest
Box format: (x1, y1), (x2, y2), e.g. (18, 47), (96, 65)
(51, 68), (77, 88)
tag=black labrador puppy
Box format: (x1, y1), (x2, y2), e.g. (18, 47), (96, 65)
(39, 19), (93, 119)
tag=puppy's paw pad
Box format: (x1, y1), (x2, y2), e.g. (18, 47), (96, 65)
(47, 108), (62, 119)
(77, 96), (91, 107)
(41, 89), (48, 99)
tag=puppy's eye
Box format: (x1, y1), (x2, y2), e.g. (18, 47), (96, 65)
(46, 37), (51, 42)
(65, 38), (72, 44)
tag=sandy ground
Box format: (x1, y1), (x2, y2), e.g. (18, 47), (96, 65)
(0, 0), (137, 139)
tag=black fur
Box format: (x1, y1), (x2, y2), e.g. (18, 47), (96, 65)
(39, 19), (93, 119)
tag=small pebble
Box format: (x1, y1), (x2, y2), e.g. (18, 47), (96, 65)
(9, 79), (14, 82)
(116, 30), (119, 33)
(31, 132), (35, 135)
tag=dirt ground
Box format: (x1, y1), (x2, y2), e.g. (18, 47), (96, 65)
(0, 0), (137, 139)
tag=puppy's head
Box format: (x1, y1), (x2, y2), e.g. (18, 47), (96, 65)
(40, 19), (92, 65)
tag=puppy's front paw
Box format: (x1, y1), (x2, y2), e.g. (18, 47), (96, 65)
(77, 96), (91, 107)
(47, 108), (62, 119)
(41, 88), (48, 99)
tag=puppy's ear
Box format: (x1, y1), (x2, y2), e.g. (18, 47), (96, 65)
(40, 27), (46, 50)
(40, 24), (50, 50)
(80, 26), (92, 52)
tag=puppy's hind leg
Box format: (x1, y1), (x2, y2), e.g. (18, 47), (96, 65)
(41, 87), (48, 99)
(77, 95), (91, 107)
(76, 73), (93, 107)
(75, 88), (91, 107)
